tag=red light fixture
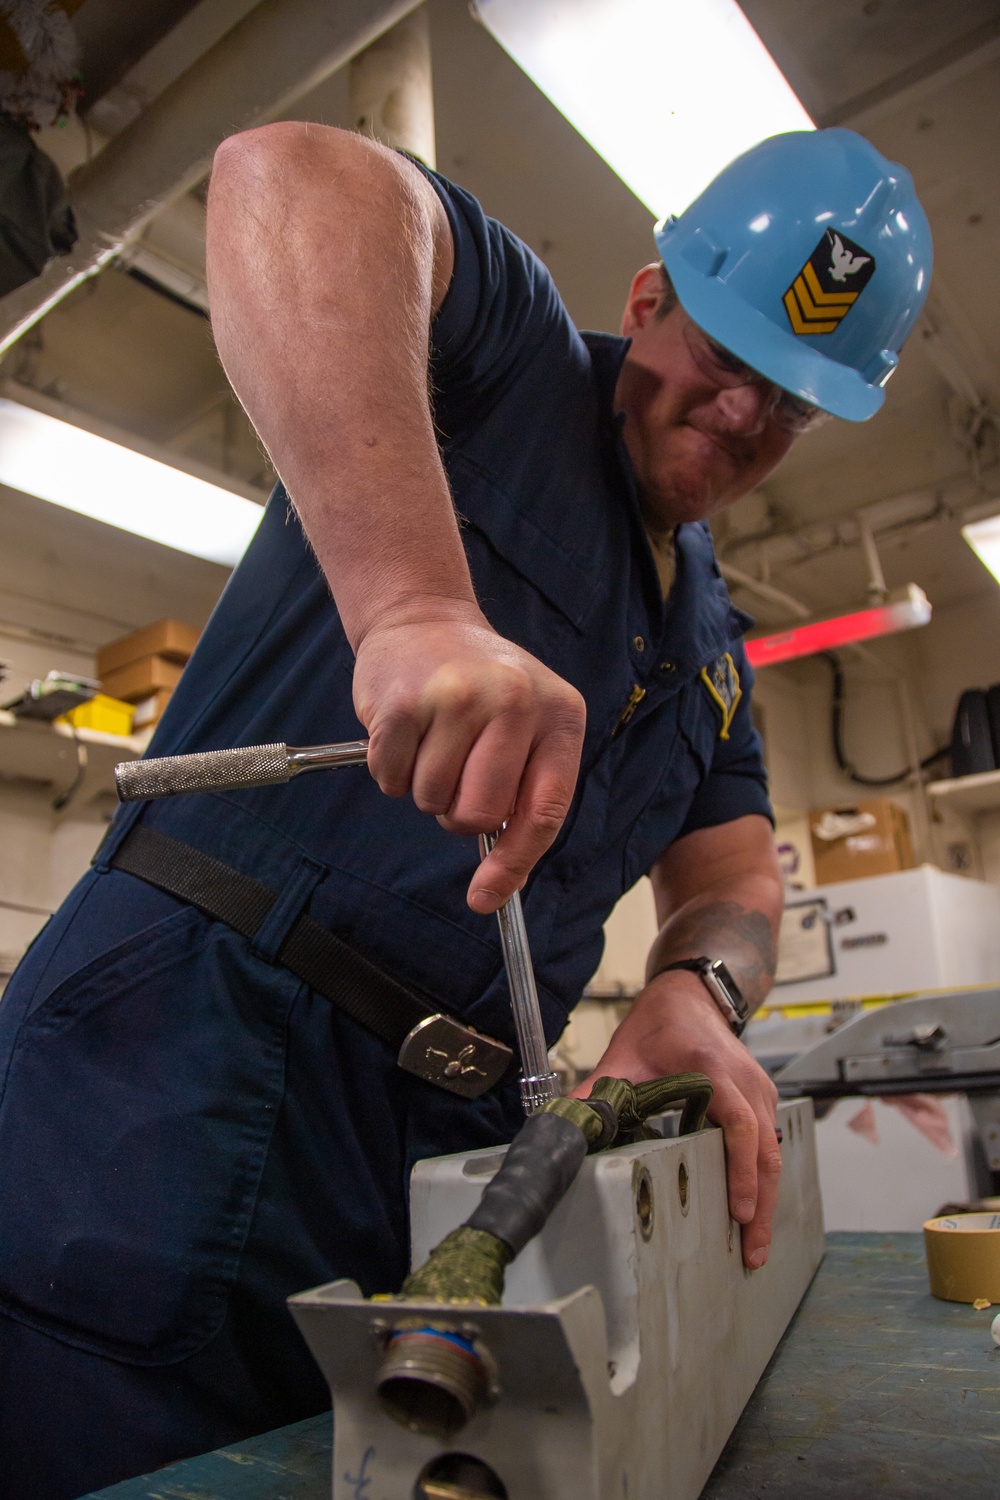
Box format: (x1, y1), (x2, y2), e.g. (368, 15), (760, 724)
(745, 584), (931, 669)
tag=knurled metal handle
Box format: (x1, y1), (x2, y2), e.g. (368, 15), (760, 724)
(115, 743), (292, 801)
(115, 739), (372, 802)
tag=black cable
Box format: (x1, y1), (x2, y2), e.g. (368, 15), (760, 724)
(465, 1110), (588, 1255)
(52, 726), (87, 812)
(823, 653), (949, 788)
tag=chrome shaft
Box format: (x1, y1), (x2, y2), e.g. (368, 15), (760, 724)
(288, 740), (370, 773)
(479, 830), (560, 1114)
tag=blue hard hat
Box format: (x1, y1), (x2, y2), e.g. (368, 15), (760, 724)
(654, 128), (933, 421)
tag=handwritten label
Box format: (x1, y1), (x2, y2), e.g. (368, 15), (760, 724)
(344, 1444), (375, 1500)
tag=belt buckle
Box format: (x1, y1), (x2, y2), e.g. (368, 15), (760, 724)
(397, 1014), (513, 1098)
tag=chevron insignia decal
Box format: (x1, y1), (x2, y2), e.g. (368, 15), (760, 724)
(783, 228), (876, 336)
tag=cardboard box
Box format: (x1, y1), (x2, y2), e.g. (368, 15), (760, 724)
(131, 689), (173, 731)
(773, 809), (817, 891)
(101, 655), (184, 704)
(96, 619), (199, 679)
(810, 799), (914, 885)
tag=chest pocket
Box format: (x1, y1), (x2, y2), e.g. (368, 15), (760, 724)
(447, 449), (602, 645)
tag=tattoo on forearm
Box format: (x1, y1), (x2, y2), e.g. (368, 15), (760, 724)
(647, 900), (778, 1009)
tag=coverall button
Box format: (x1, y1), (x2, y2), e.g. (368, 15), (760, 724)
(633, 635), (645, 652)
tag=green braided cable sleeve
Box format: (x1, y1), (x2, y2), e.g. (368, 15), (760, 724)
(634, 1073), (713, 1134)
(400, 1110), (593, 1305)
(588, 1072), (713, 1139)
(396, 1076), (711, 1306)
(538, 1094), (606, 1145)
(399, 1225), (512, 1306)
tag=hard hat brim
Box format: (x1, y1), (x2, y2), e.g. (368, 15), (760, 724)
(663, 248), (886, 423)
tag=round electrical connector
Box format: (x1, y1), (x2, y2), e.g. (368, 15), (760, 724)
(377, 1326), (488, 1439)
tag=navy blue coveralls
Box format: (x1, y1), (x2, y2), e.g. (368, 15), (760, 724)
(0, 167), (771, 1498)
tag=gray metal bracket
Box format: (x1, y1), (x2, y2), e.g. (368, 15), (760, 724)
(290, 1099), (824, 1500)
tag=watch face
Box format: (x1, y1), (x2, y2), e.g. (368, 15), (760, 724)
(708, 960), (750, 1021)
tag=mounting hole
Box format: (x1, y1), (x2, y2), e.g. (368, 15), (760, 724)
(678, 1160), (689, 1214)
(415, 1452), (508, 1499)
(636, 1169), (654, 1240)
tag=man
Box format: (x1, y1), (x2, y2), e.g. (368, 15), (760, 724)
(0, 123), (930, 1498)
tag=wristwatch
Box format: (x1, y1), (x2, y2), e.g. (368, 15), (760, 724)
(656, 957), (750, 1037)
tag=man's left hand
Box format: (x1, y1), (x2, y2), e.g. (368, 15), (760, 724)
(571, 968), (782, 1270)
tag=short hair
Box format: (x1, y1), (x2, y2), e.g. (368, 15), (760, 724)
(655, 263), (680, 320)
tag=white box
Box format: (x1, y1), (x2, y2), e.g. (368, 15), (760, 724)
(773, 865), (1000, 1004)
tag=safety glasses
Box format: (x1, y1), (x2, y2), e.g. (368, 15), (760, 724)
(682, 321), (832, 434)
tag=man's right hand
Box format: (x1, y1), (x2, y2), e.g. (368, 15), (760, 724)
(353, 599), (586, 913)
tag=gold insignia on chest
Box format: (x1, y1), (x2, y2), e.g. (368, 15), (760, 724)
(700, 653), (742, 739)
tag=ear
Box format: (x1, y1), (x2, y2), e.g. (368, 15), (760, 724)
(621, 263), (667, 337)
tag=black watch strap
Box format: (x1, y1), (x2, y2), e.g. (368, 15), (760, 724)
(656, 956), (750, 1037)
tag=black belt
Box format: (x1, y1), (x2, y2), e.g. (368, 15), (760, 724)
(109, 825), (513, 1099)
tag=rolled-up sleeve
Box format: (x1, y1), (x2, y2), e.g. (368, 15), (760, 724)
(406, 158), (565, 414)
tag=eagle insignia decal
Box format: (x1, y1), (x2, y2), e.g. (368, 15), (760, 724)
(700, 653), (742, 740)
(783, 228), (876, 336)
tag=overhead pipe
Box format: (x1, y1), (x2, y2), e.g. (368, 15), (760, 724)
(0, 0), (424, 354)
(856, 513), (888, 605)
(718, 474), (981, 581)
(719, 561), (811, 620)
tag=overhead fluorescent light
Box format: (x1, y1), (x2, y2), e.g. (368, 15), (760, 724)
(0, 396), (264, 567)
(472, 0), (813, 218)
(962, 514), (1000, 587)
(746, 585), (932, 669)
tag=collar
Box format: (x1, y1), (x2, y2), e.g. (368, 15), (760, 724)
(580, 330), (631, 429)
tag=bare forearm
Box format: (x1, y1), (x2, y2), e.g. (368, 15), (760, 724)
(646, 817), (783, 1013)
(645, 882), (780, 1012)
(206, 124), (470, 648)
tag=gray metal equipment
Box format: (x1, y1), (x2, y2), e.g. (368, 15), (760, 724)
(758, 986), (1000, 1187)
(290, 1098), (824, 1500)
(115, 743), (825, 1498)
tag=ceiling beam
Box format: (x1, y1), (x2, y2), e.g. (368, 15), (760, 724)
(819, 15), (1000, 128)
(74, 0), (207, 109)
(0, 0), (422, 356)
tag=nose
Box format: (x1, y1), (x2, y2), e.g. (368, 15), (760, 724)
(712, 380), (775, 437)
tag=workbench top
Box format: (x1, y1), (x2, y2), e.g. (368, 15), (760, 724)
(86, 1232), (1000, 1500)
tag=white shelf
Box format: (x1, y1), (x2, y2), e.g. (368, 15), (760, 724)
(0, 710), (151, 815)
(926, 768), (1000, 816)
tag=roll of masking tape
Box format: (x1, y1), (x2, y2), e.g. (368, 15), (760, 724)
(923, 1213), (1000, 1304)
